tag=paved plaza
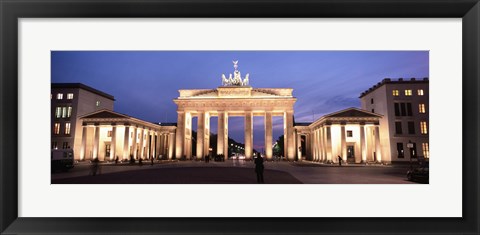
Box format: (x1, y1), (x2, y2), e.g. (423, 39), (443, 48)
(52, 160), (418, 184)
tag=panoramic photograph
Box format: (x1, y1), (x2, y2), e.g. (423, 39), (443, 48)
(50, 51), (429, 184)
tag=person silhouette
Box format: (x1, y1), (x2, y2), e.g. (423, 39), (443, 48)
(91, 158), (99, 176)
(338, 155), (342, 166)
(254, 153), (265, 183)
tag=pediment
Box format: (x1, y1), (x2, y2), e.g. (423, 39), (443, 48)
(81, 110), (130, 119)
(324, 108), (382, 118)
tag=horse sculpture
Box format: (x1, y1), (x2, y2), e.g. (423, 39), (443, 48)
(243, 73), (249, 86)
(221, 74), (229, 86)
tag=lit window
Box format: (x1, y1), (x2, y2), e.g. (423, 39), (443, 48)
(418, 89), (424, 96)
(422, 143), (430, 158)
(392, 90), (399, 96)
(96, 101), (100, 107)
(54, 123), (61, 134)
(419, 104), (426, 113)
(346, 130), (353, 137)
(420, 121), (428, 134)
(62, 107), (67, 118)
(65, 123), (71, 135)
(108, 131), (112, 137)
(57, 93), (63, 100)
(55, 107), (62, 118)
(67, 107), (72, 117)
(405, 89), (412, 96)
(67, 93), (74, 99)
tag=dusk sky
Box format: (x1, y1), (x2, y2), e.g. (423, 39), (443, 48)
(51, 51), (428, 151)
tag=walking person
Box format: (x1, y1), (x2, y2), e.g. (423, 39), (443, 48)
(337, 155), (342, 166)
(91, 158), (99, 176)
(254, 153), (264, 183)
(151, 156), (154, 166)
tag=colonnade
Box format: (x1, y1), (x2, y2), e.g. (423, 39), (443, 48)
(298, 123), (382, 163)
(79, 123), (175, 161)
(175, 110), (296, 161)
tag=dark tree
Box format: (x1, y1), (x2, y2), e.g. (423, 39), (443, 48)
(273, 135), (285, 158)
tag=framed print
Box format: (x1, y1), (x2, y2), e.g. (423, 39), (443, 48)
(1, 0), (479, 234)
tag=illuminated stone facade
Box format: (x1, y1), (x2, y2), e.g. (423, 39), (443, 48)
(79, 110), (176, 161)
(173, 86), (297, 161)
(296, 108), (383, 163)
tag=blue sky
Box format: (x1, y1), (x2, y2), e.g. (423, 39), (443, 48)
(51, 51), (428, 150)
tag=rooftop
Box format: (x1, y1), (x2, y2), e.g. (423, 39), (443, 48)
(359, 77), (429, 98)
(52, 83), (115, 100)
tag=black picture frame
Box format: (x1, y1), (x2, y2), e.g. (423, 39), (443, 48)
(1, 0), (478, 234)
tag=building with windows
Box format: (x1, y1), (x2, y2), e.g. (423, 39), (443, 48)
(51, 83), (115, 160)
(359, 78), (429, 163)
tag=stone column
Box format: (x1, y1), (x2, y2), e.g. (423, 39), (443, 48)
(132, 126), (138, 159)
(145, 130), (150, 159)
(168, 132), (175, 160)
(139, 128), (145, 159)
(197, 112), (205, 160)
(160, 133), (164, 157)
(203, 112), (210, 158)
(319, 127), (324, 162)
(185, 112), (192, 160)
(217, 111), (226, 155)
(164, 134), (168, 156)
(123, 125), (130, 160)
(284, 111), (295, 161)
(340, 124), (346, 162)
(314, 129), (319, 161)
(296, 131), (302, 161)
(80, 125), (88, 161)
(155, 132), (160, 159)
(245, 111), (253, 160)
(93, 125), (100, 160)
(320, 126), (327, 162)
(283, 121), (288, 160)
(110, 125), (117, 161)
(326, 125), (332, 163)
(264, 111), (273, 161)
(317, 128), (321, 161)
(311, 130), (316, 161)
(164, 134), (168, 155)
(360, 124), (366, 163)
(375, 125), (382, 162)
(175, 112), (185, 159)
(150, 131), (155, 159)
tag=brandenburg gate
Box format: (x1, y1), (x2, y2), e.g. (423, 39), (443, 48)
(173, 61), (297, 161)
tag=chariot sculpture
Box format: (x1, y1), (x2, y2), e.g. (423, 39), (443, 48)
(221, 60), (250, 86)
